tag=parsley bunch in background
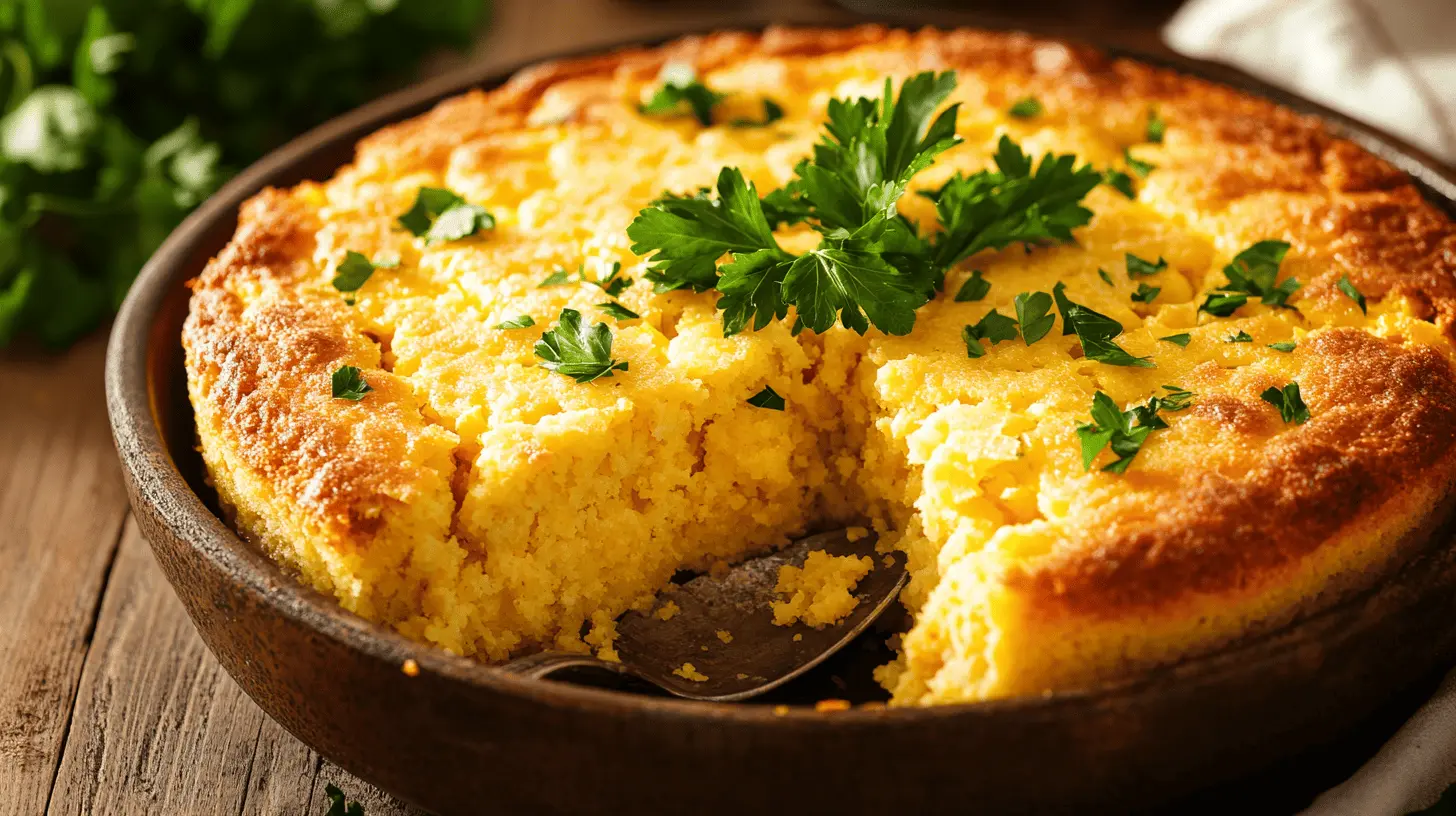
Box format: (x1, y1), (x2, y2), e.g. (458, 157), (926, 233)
(0, 0), (489, 349)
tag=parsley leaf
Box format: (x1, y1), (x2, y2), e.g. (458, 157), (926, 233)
(1200, 240), (1299, 315)
(535, 309), (630, 383)
(1159, 333), (1192, 347)
(747, 385), (785, 410)
(629, 166), (783, 294)
(539, 266), (581, 287)
(1268, 341), (1297, 352)
(930, 136), (1102, 274)
(598, 302), (640, 321)
(397, 187), (494, 246)
(1146, 109), (1166, 144)
(639, 63), (726, 127)
(1008, 96), (1043, 118)
(1338, 274), (1367, 313)
(962, 309), (1019, 357)
(731, 99), (785, 128)
(954, 270), (990, 302)
(324, 784), (364, 816)
(331, 251), (398, 304)
(1126, 253), (1167, 278)
(1261, 382), (1310, 424)
(1124, 147), (1155, 177)
(782, 242), (926, 335)
(1098, 268), (1114, 286)
(494, 315), (535, 330)
(1225, 330), (1253, 343)
(1131, 283), (1160, 303)
(1104, 169), (1136, 199)
(1014, 291), (1055, 344)
(1054, 283), (1154, 367)
(593, 262), (633, 297)
(331, 366), (372, 401)
(760, 187), (811, 229)
(1077, 387), (1192, 473)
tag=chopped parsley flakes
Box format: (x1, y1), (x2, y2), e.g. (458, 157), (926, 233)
(538, 266), (581, 287)
(1131, 283), (1160, 303)
(1077, 386), (1193, 473)
(330, 365), (371, 401)
(962, 308), (1019, 357)
(1225, 330), (1253, 343)
(1199, 240), (1299, 315)
(397, 187), (494, 246)
(1124, 147), (1155, 178)
(1146, 109), (1166, 143)
(747, 385), (786, 410)
(1261, 382), (1310, 424)
(534, 308), (629, 383)
(639, 62), (782, 128)
(331, 251), (398, 305)
(1159, 333), (1192, 347)
(1103, 169), (1136, 199)
(494, 315), (535, 330)
(324, 784), (364, 816)
(1098, 268), (1114, 286)
(597, 302), (640, 321)
(1054, 283), (1153, 367)
(954, 270), (991, 302)
(1126, 253), (1167, 277)
(1014, 291), (1056, 344)
(1338, 274), (1367, 313)
(1008, 96), (1043, 118)
(1268, 341), (1297, 352)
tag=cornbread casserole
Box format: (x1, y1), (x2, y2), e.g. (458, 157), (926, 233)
(183, 25), (1456, 706)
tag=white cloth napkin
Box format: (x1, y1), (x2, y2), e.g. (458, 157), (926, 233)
(1165, 2), (1456, 813)
(1165, 0), (1456, 166)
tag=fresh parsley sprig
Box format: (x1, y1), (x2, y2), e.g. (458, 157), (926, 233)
(1199, 240), (1299, 315)
(1077, 386), (1192, 473)
(534, 308), (629, 383)
(1053, 283), (1153, 367)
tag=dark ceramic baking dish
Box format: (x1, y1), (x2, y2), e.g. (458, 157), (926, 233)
(105, 22), (1456, 816)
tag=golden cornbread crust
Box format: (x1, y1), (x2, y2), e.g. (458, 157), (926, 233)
(185, 25), (1456, 704)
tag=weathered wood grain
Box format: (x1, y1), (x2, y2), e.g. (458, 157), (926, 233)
(45, 522), (317, 816)
(0, 335), (131, 816)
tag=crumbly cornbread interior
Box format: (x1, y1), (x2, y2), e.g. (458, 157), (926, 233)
(185, 26), (1456, 706)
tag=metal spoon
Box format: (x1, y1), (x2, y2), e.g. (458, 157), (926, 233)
(499, 529), (907, 702)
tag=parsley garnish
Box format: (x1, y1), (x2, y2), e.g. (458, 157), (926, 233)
(1338, 274), (1367, 313)
(1268, 341), (1297, 352)
(1159, 333), (1191, 347)
(962, 309), (1019, 357)
(397, 187), (494, 246)
(1014, 291), (1056, 344)
(598, 302), (640, 321)
(331, 251), (398, 305)
(954, 270), (990, 302)
(1053, 283), (1154, 367)
(1104, 169), (1136, 199)
(534, 308), (629, 383)
(1077, 386), (1192, 473)
(1131, 283), (1160, 304)
(731, 99), (785, 128)
(538, 266), (581, 287)
(639, 63), (725, 126)
(494, 315), (535, 330)
(331, 366), (372, 401)
(324, 784), (364, 816)
(1225, 330), (1253, 343)
(1146, 109), (1166, 143)
(1199, 240), (1299, 315)
(1126, 253), (1166, 277)
(1261, 382), (1310, 424)
(1008, 96), (1043, 118)
(1124, 147), (1155, 177)
(747, 385), (785, 410)
(593, 262), (633, 297)
(1098, 268), (1114, 286)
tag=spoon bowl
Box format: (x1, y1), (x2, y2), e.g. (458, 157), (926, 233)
(501, 529), (908, 701)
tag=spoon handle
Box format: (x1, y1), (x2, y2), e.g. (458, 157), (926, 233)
(498, 651), (627, 680)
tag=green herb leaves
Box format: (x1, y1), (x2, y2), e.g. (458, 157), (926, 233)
(1261, 382), (1310, 424)
(331, 251), (398, 304)
(1054, 283), (1153, 367)
(954, 270), (990, 302)
(639, 63), (782, 128)
(1338, 274), (1367, 313)
(1008, 96), (1043, 118)
(598, 302), (640, 321)
(630, 167), (781, 295)
(1126, 253), (1166, 278)
(1124, 148), (1155, 178)
(324, 783), (365, 816)
(1199, 240), (1299, 315)
(962, 309), (1019, 357)
(1131, 283), (1160, 304)
(1014, 291), (1056, 344)
(397, 187), (494, 246)
(1077, 386), (1193, 473)
(1225, 330), (1253, 343)
(1146, 109), (1166, 143)
(1159, 333), (1192, 347)
(331, 366), (372, 401)
(535, 308), (629, 383)
(494, 315), (535, 330)
(747, 385), (786, 410)
(1268, 341), (1297, 352)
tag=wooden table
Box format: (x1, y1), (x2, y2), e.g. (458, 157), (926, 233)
(0, 1), (1317, 813)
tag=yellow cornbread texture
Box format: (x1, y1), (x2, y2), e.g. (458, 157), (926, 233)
(185, 26), (1456, 706)
(771, 551), (874, 628)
